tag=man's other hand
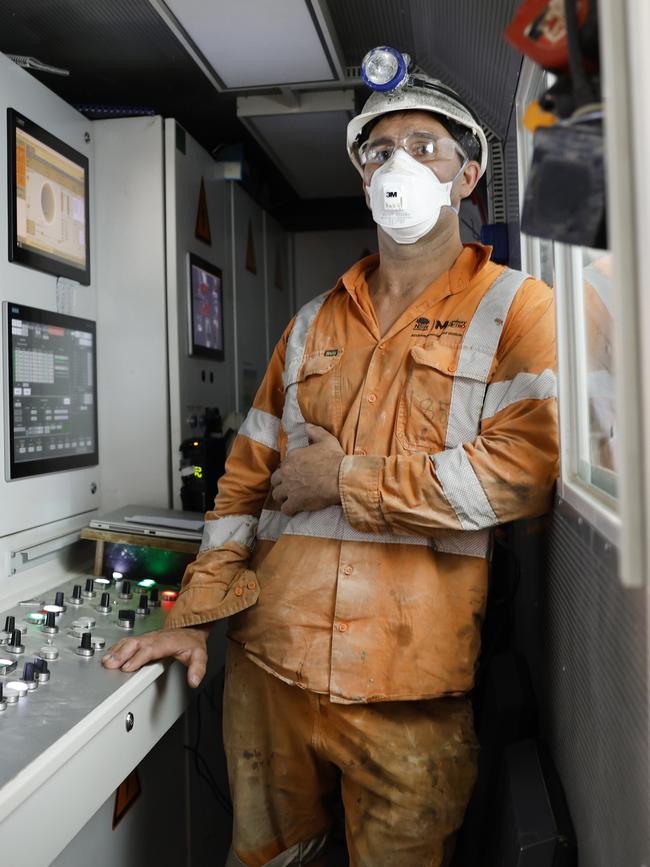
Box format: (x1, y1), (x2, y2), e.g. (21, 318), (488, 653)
(101, 624), (211, 687)
(270, 423), (345, 516)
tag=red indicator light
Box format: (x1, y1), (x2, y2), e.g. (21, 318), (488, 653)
(161, 590), (178, 602)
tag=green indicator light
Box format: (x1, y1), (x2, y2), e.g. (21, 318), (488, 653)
(26, 612), (46, 625)
(138, 579), (156, 588)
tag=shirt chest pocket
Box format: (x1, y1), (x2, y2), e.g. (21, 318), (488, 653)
(286, 348), (344, 431)
(396, 343), (491, 452)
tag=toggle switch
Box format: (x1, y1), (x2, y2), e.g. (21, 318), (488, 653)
(33, 658), (50, 683)
(83, 578), (96, 598)
(97, 592), (111, 614)
(4, 616), (15, 633)
(21, 662), (38, 691)
(69, 584), (83, 605)
(91, 636), (106, 650)
(136, 594), (150, 616)
(54, 592), (67, 613)
(119, 581), (133, 601)
(0, 657), (17, 676)
(117, 610), (135, 630)
(0, 683), (6, 712)
(42, 611), (59, 635)
(39, 644), (59, 661)
(149, 588), (160, 608)
(7, 630), (24, 655)
(75, 632), (95, 658)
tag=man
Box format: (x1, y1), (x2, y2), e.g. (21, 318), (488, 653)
(103, 65), (558, 867)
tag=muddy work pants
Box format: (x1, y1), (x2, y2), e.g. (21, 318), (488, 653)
(223, 642), (479, 867)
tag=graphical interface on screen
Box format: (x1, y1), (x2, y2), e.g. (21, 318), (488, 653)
(189, 254), (224, 360)
(8, 109), (90, 284)
(5, 303), (98, 479)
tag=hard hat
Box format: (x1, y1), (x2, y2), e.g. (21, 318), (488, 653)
(347, 48), (489, 178)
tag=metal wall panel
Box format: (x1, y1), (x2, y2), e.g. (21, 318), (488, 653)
(513, 500), (649, 866)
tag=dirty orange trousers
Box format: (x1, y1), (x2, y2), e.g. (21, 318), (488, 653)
(223, 641), (479, 867)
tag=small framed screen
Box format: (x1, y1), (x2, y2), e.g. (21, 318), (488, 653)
(4, 302), (98, 480)
(188, 253), (224, 360)
(7, 108), (91, 285)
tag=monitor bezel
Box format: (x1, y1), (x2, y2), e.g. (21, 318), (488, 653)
(7, 108), (91, 286)
(4, 301), (99, 480)
(187, 252), (225, 361)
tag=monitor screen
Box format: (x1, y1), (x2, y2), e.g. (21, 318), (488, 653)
(4, 302), (98, 479)
(188, 253), (224, 360)
(7, 108), (90, 285)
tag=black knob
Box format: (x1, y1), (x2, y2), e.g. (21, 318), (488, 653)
(45, 611), (56, 628)
(80, 632), (92, 650)
(0, 683), (3, 700)
(138, 594), (148, 610)
(122, 581), (131, 594)
(23, 662), (35, 681)
(72, 584), (82, 600)
(40, 660), (49, 675)
(11, 629), (21, 646)
(54, 592), (64, 607)
(149, 589), (159, 603)
(85, 578), (94, 592)
(118, 610), (135, 623)
(4, 615), (15, 633)
(100, 592), (110, 607)
(33, 658), (43, 672)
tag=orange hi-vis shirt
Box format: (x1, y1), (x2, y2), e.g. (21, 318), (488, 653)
(166, 244), (559, 704)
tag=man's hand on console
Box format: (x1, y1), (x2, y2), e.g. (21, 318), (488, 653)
(101, 623), (211, 687)
(271, 423), (345, 516)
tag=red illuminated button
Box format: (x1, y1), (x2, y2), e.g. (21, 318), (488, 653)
(161, 590), (178, 602)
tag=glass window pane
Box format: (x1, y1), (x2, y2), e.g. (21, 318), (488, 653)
(576, 248), (618, 500)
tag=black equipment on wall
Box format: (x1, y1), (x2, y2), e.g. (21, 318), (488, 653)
(179, 407), (226, 512)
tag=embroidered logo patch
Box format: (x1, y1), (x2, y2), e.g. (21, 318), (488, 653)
(414, 317), (430, 331)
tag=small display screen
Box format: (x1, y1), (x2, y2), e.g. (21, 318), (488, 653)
(5, 302), (98, 479)
(8, 109), (90, 284)
(189, 253), (224, 360)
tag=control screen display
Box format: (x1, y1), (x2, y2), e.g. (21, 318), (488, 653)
(15, 126), (87, 271)
(189, 254), (224, 360)
(5, 303), (98, 479)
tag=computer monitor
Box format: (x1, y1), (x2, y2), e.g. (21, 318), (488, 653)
(7, 108), (91, 285)
(4, 302), (98, 480)
(188, 253), (224, 360)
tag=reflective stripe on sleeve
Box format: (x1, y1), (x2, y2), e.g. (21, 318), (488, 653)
(239, 407), (281, 451)
(445, 268), (530, 447)
(256, 507), (489, 557)
(282, 293), (328, 453)
(431, 446), (497, 530)
(199, 514), (259, 553)
(481, 369), (557, 422)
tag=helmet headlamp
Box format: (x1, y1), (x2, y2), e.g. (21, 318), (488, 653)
(360, 47), (409, 92)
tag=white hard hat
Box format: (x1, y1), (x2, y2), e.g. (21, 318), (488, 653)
(347, 72), (489, 178)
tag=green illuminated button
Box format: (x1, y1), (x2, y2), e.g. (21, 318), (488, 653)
(137, 579), (156, 588)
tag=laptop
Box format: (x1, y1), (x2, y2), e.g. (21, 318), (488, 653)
(89, 504), (204, 542)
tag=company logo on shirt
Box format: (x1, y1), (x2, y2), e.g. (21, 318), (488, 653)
(412, 317), (467, 335)
(414, 317), (430, 331)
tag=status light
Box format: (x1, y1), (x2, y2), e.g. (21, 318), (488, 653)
(194, 466), (203, 479)
(112, 571), (124, 580)
(161, 590), (178, 602)
(26, 612), (46, 625)
(138, 578), (156, 588)
(193, 441), (199, 446)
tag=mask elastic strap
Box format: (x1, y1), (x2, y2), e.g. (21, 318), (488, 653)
(449, 158), (468, 215)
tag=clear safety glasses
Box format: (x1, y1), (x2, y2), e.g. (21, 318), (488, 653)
(358, 132), (466, 168)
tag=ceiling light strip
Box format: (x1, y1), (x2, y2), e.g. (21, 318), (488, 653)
(305, 0), (346, 81)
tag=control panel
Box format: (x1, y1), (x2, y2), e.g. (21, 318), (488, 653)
(0, 573), (178, 793)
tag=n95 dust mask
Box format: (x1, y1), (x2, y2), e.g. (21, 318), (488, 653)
(367, 149), (464, 245)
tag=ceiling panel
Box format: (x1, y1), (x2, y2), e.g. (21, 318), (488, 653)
(247, 111), (361, 199)
(163, 0), (335, 88)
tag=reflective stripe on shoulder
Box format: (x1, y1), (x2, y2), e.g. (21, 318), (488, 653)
(257, 507), (490, 558)
(239, 407), (281, 451)
(226, 830), (329, 866)
(431, 446), (497, 531)
(482, 369), (557, 422)
(445, 268), (531, 448)
(282, 293), (329, 453)
(199, 514), (259, 553)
